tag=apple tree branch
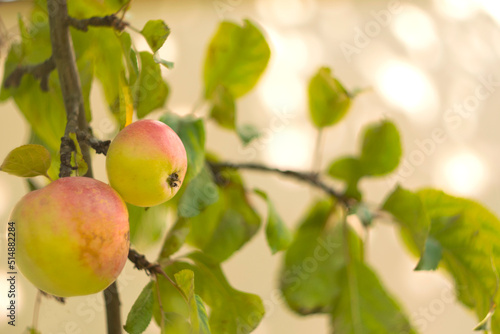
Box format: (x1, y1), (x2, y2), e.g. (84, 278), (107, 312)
(46, 1), (122, 333)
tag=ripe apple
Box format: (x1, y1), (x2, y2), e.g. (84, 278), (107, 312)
(10, 177), (130, 297)
(106, 119), (187, 207)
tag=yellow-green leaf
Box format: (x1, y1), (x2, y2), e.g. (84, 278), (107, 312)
(158, 217), (191, 261)
(327, 156), (363, 200)
(0, 144), (51, 178)
(359, 120), (402, 176)
(254, 189), (292, 254)
(174, 270), (204, 332)
(141, 20), (171, 53)
(204, 19), (270, 99)
(69, 133), (88, 177)
(118, 77), (134, 129)
(124, 281), (155, 334)
(209, 85), (236, 130)
(134, 52), (169, 119)
(308, 67), (351, 128)
(195, 295), (211, 334)
(383, 187), (500, 331)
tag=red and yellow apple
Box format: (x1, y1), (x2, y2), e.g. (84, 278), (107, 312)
(10, 177), (129, 297)
(106, 119), (187, 207)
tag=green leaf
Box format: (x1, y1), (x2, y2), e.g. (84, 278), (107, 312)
(308, 67), (351, 128)
(160, 312), (191, 334)
(279, 199), (415, 331)
(124, 281), (154, 334)
(161, 312), (192, 334)
(158, 218), (191, 261)
(0, 144), (51, 178)
(82, 28), (125, 117)
(141, 20), (171, 53)
(127, 203), (168, 251)
(327, 156), (362, 199)
(328, 156), (362, 184)
(26, 327), (41, 334)
(2, 44), (66, 151)
(254, 189), (292, 254)
(204, 19), (270, 99)
(280, 198), (415, 332)
(280, 199), (349, 314)
(27, 130), (60, 181)
(134, 52), (169, 118)
(186, 169), (261, 262)
(187, 252), (264, 333)
(209, 85), (236, 130)
(178, 165), (219, 218)
(359, 120), (402, 176)
(382, 186), (430, 253)
(69, 133), (88, 176)
(159, 113), (205, 180)
(417, 189), (500, 328)
(119, 32), (139, 85)
(414, 237), (442, 271)
(385, 187), (500, 330)
(195, 295), (211, 334)
(152, 270), (190, 330)
(156, 254), (264, 334)
(174, 270), (200, 331)
(174, 270), (211, 333)
(237, 124), (260, 146)
(331, 260), (417, 334)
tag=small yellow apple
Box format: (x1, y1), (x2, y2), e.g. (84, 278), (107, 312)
(106, 119), (187, 207)
(10, 177), (129, 297)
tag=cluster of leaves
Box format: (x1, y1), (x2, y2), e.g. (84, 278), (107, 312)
(2, 0), (500, 333)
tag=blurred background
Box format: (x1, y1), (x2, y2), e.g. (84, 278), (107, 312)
(2, 0), (500, 333)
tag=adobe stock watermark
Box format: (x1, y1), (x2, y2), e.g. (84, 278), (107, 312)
(407, 285), (455, 333)
(339, 0), (403, 63)
(237, 106), (295, 160)
(213, 0), (243, 19)
(389, 74), (500, 184)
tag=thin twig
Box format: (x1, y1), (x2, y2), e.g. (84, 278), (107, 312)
(77, 129), (110, 155)
(208, 161), (353, 206)
(3, 56), (55, 91)
(67, 15), (128, 32)
(128, 249), (189, 304)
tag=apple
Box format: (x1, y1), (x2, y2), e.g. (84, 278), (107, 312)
(10, 177), (129, 297)
(106, 119), (187, 207)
